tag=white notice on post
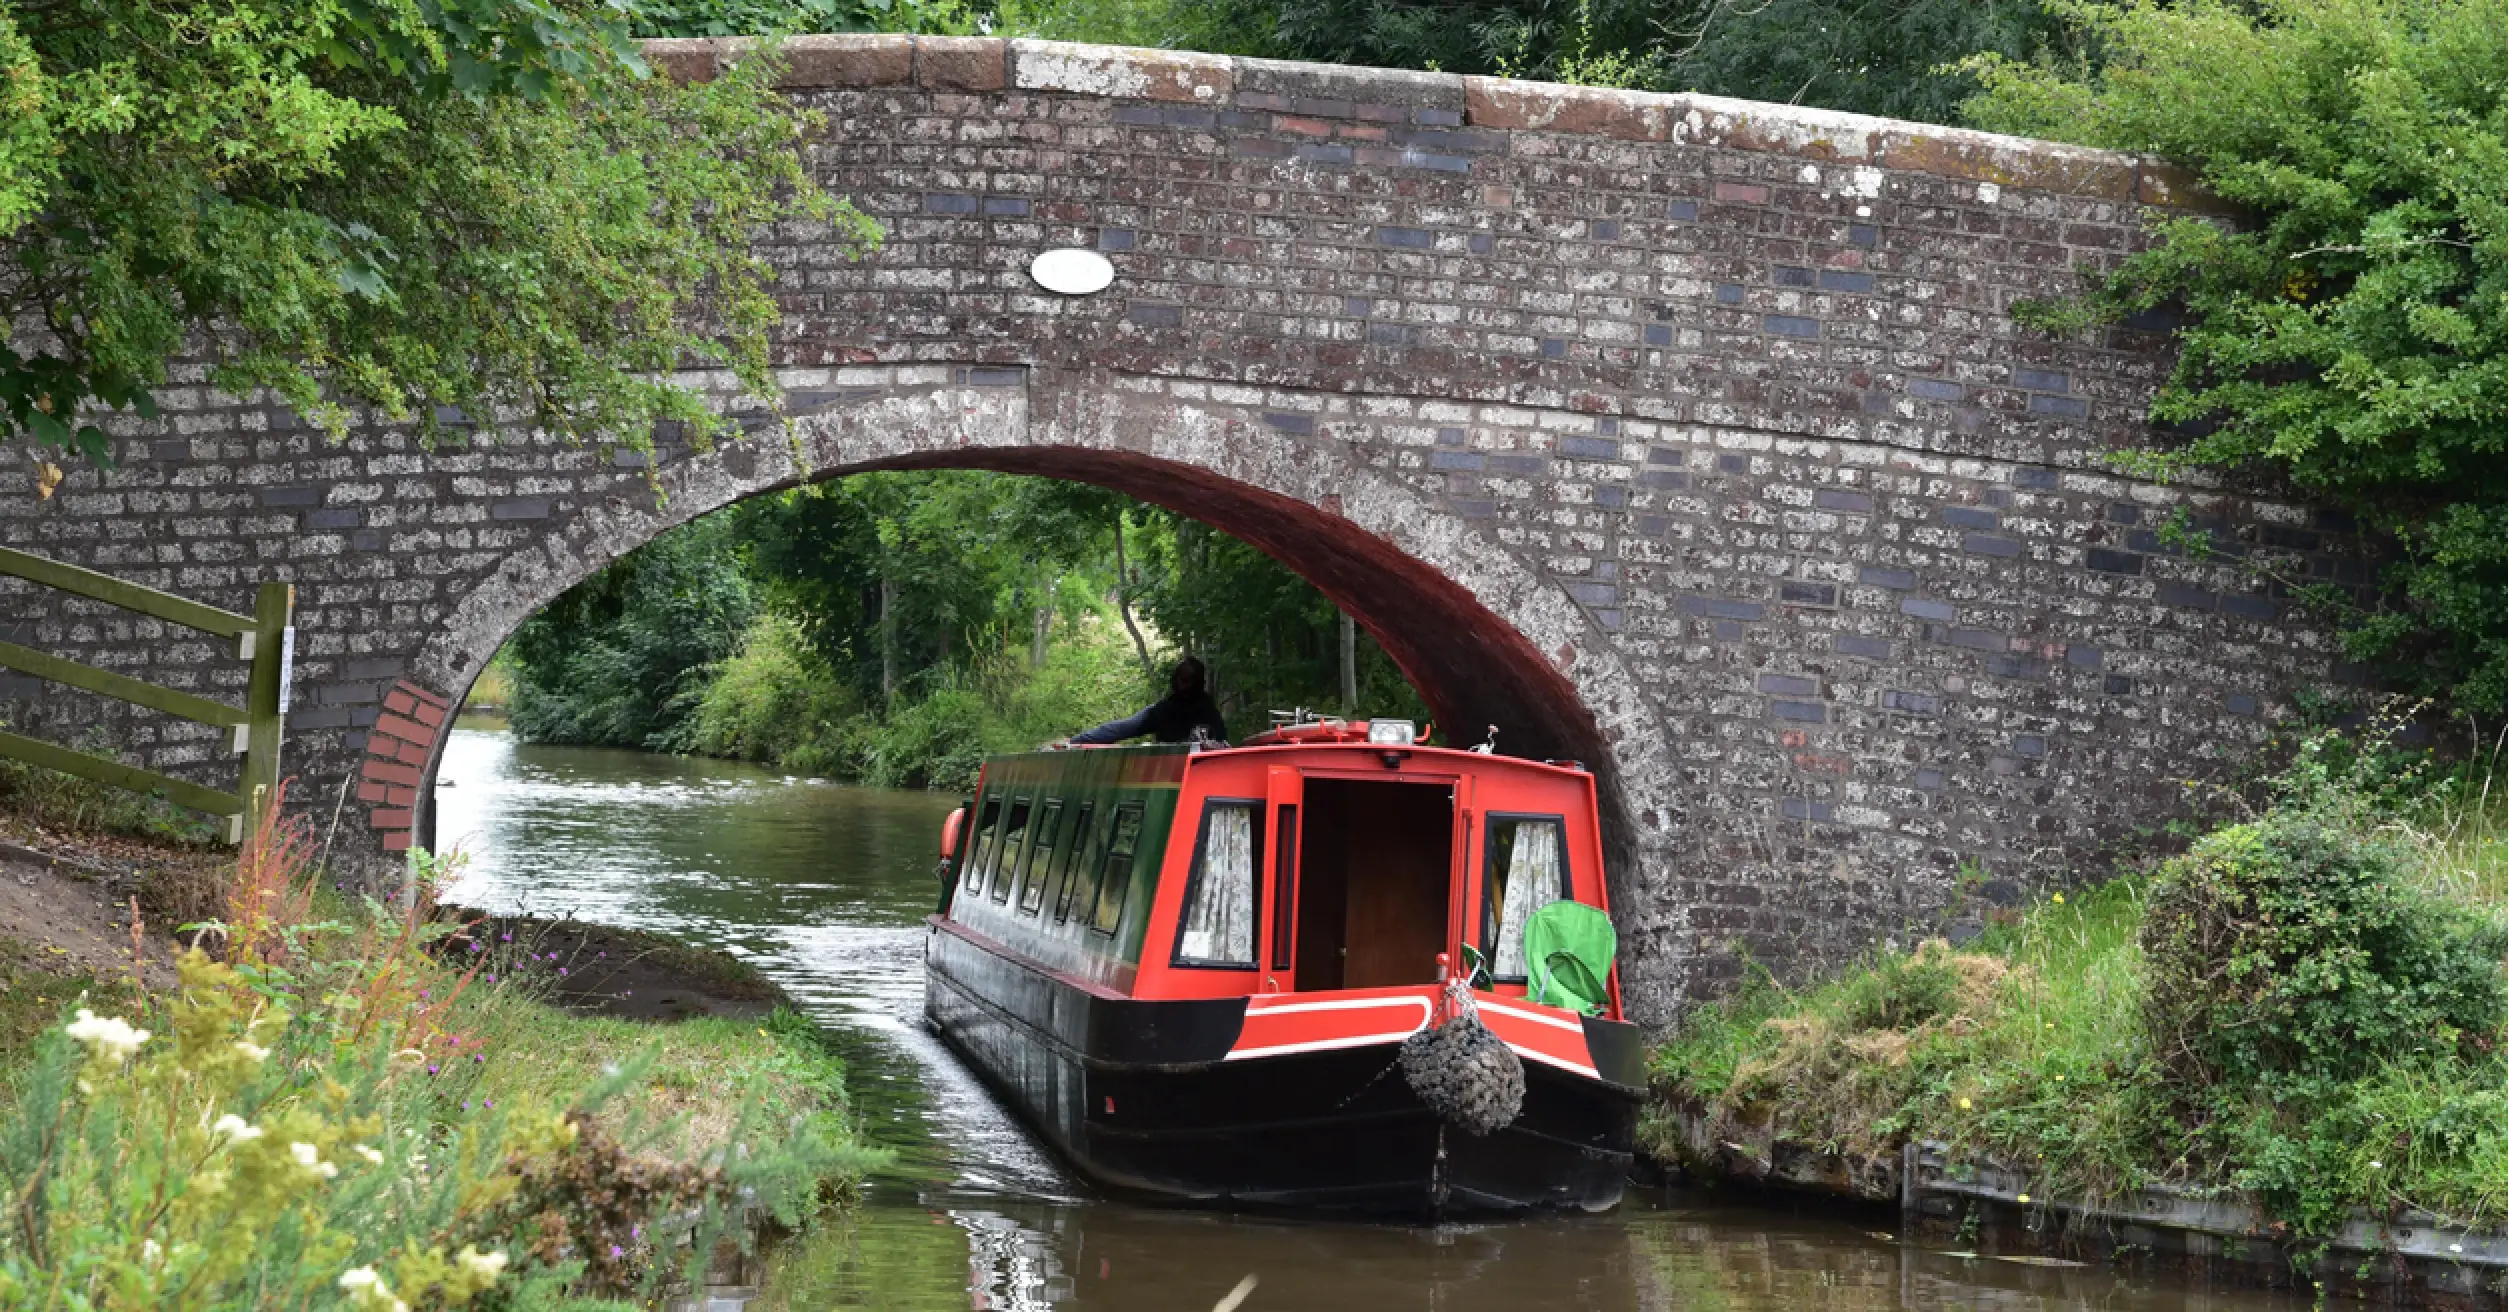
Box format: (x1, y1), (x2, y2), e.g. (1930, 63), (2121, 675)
(277, 625), (295, 715)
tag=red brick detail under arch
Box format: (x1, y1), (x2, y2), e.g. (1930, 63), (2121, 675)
(358, 680), (449, 852)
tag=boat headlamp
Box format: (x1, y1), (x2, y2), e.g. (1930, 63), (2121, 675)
(1366, 719), (1416, 746)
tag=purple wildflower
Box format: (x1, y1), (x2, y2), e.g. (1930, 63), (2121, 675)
(610, 1245), (624, 1259)
(427, 1064), (439, 1076)
(557, 968), (567, 977)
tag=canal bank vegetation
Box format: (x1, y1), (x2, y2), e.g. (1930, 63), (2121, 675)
(501, 470), (1428, 789)
(1650, 719), (2508, 1240)
(0, 801), (884, 1309)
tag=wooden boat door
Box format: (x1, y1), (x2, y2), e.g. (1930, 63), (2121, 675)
(1261, 765), (1301, 993)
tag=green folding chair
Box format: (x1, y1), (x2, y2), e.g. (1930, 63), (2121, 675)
(1523, 901), (1616, 1015)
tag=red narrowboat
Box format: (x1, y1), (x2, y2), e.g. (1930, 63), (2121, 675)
(923, 718), (1643, 1216)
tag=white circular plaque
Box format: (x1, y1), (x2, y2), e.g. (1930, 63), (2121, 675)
(1029, 248), (1116, 296)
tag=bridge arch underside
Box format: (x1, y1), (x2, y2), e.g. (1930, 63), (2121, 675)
(402, 371), (1673, 999)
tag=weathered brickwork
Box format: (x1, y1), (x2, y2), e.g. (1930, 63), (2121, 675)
(0, 36), (2362, 1024)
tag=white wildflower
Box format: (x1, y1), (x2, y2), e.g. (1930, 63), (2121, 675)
(338, 1266), (408, 1312)
(457, 1247), (509, 1281)
(291, 1142), (339, 1179)
(141, 1239), (162, 1265)
(353, 1144), (384, 1166)
(234, 1040), (270, 1062)
(64, 1009), (149, 1061)
(212, 1114), (263, 1144)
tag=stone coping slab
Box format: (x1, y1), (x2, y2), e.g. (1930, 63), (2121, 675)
(638, 33), (2220, 211)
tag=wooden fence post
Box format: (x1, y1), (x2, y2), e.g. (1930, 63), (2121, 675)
(237, 582), (294, 841)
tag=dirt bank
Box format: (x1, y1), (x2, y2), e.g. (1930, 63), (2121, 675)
(0, 842), (184, 989)
(437, 907), (791, 1022)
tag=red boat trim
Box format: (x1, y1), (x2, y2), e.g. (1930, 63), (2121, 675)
(1475, 998), (1602, 1079)
(928, 914), (1130, 1002)
(1224, 994), (1435, 1061)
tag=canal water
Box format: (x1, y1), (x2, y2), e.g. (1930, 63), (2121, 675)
(434, 725), (2307, 1311)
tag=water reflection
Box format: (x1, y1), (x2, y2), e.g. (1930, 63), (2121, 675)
(436, 727), (2309, 1311)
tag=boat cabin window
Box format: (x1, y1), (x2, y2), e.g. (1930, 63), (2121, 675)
(1052, 803), (1096, 922)
(962, 796), (1002, 899)
(1482, 814), (1570, 981)
(990, 797), (1033, 903)
(1175, 799), (1262, 968)
(1018, 800), (1063, 915)
(1091, 804), (1144, 935)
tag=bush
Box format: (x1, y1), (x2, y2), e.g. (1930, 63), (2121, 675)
(1963, 0), (2508, 711)
(2141, 814), (2508, 1096)
(686, 613), (858, 767)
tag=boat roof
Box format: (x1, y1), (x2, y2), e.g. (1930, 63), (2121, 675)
(978, 736), (1593, 780)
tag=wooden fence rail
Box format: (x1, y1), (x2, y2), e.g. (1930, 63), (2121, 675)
(0, 546), (292, 843)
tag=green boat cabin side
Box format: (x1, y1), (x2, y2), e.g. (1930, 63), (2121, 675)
(937, 737), (1619, 1018)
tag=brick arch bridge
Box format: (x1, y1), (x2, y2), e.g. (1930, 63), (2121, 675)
(2, 35), (2365, 1021)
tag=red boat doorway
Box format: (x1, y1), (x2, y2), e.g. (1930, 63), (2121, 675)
(1292, 778), (1453, 993)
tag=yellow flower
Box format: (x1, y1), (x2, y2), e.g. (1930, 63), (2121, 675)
(2017, 1193), (2032, 1204)
(2051, 893), (2065, 905)
(1958, 1097), (1973, 1110)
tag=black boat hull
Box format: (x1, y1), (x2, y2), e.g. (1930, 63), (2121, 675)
(923, 918), (1642, 1217)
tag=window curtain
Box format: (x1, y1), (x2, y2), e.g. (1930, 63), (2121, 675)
(1182, 805), (1256, 963)
(1495, 820), (1564, 978)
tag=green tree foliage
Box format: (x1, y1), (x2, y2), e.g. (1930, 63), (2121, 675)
(505, 473), (1432, 784)
(629, 0), (977, 39)
(993, 0), (1285, 54)
(1964, 0), (2508, 710)
(735, 472), (1127, 705)
(0, 0), (868, 467)
(1236, 0), (2064, 122)
(508, 513), (759, 751)
(1129, 511), (1428, 724)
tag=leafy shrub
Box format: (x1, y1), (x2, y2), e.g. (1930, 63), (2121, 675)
(687, 613), (859, 767)
(2141, 814), (2508, 1095)
(1964, 0), (2508, 710)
